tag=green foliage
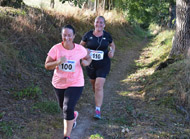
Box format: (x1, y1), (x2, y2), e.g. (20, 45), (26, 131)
(126, 104), (134, 113)
(0, 121), (17, 136)
(13, 86), (42, 100)
(157, 96), (175, 109)
(90, 134), (104, 139)
(0, 7), (26, 17)
(32, 101), (60, 114)
(0, 112), (5, 119)
(132, 24), (151, 38)
(0, 0), (24, 8)
(114, 117), (128, 124)
(114, 0), (128, 10)
(120, 0), (175, 28)
(136, 29), (175, 69)
(57, 0), (175, 28)
(59, 0), (87, 8)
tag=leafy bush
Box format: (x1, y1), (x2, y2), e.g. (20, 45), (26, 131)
(118, 0), (175, 28)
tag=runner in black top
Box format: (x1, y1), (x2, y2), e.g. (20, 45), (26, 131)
(80, 16), (116, 119)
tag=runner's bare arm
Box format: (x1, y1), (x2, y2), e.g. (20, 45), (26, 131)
(108, 41), (116, 58)
(80, 41), (86, 47)
(81, 49), (92, 66)
(45, 56), (66, 70)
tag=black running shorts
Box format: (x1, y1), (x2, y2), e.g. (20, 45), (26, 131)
(86, 58), (110, 79)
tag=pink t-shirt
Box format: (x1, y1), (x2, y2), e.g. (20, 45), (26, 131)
(48, 43), (87, 89)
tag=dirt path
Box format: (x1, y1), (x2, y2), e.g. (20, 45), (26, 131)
(48, 37), (189, 139)
(69, 40), (147, 139)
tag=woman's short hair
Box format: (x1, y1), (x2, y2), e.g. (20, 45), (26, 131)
(62, 24), (75, 35)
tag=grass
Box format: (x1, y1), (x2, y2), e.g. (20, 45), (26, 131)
(0, 121), (18, 136)
(135, 29), (175, 70)
(90, 134), (104, 139)
(13, 85), (42, 100)
(127, 28), (184, 108)
(132, 24), (152, 39)
(32, 101), (60, 114)
(17, 117), (63, 139)
(103, 24), (190, 138)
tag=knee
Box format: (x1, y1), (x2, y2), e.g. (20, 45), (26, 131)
(95, 82), (103, 92)
(63, 106), (74, 120)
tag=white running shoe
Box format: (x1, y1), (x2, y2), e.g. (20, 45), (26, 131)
(73, 111), (78, 129)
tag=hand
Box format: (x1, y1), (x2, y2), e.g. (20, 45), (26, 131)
(81, 54), (92, 66)
(57, 56), (67, 65)
(108, 50), (114, 58)
(81, 59), (88, 66)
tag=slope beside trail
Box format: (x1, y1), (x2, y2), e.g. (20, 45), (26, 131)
(52, 38), (148, 139)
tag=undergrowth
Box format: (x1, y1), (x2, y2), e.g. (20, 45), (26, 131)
(126, 25), (190, 115)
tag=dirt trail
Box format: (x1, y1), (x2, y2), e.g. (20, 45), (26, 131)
(69, 40), (147, 139)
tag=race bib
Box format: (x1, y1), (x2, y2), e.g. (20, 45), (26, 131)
(59, 60), (76, 72)
(90, 50), (104, 60)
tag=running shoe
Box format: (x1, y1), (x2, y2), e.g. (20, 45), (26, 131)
(63, 137), (70, 139)
(94, 110), (101, 119)
(73, 111), (78, 129)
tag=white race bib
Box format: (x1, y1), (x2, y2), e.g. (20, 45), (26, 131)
(90, 50), (104, 60)
(59, 60), (76, 72)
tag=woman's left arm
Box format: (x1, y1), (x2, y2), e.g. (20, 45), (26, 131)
(81, 49), (92, 66)
(108, 41), (116, 58)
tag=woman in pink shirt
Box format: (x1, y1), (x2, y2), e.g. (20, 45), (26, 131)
(45, 25), (91, 139)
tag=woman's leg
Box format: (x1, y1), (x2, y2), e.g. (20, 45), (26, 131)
(63, 119), (74, 138)
(94, 77), (106, 107)
(63, 87), (83, 137)
(90, 79), (95, 93)
(54, 88), (65, 109)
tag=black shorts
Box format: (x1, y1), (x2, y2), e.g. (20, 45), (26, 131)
(86, 59), (111, 79)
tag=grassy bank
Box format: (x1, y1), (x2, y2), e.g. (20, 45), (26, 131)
(0, 3), (146, 138)
(114, 26), (190, 138)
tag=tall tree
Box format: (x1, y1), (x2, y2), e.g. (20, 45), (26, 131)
(169, 0), (190, 58)
(103, 0), (106, 10)
(59, 0), (86, 8)
(94, 0), (98, 12)
(50, 0), (55, 8)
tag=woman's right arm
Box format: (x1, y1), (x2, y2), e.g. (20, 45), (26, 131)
(45, 56), (66, 70)
(80, 40), (86, 47)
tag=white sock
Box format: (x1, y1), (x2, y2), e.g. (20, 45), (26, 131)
(95, 107), (100, 111)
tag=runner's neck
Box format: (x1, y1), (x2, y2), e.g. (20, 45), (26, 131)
(62, 42), (75, 50)
(93, 30), (103, 37)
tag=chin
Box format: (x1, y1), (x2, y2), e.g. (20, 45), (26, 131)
(96, 29), (103, 32)
(64, 41), (72, 44)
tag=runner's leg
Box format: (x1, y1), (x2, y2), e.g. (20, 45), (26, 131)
(90, 79), (95, 93)
(63, 87), (83, 137)
(94, 77), (106, 107)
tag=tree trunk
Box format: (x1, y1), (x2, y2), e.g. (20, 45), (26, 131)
(94, 0), (98, 12)
(108, 0), (113, 10)
(169, 0), (190, 58)
(109, 0), (111, 10)
(50, 0), (55, 9)
(103, 0), (106, 11)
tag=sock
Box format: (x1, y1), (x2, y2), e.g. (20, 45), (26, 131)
(95, 106), (100, 111)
